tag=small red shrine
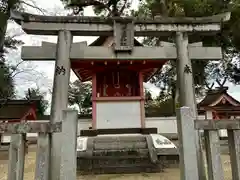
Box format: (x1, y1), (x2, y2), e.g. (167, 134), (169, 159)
(71, 36), (166, 129)
(198, 86), (240, 120)
(0, 99), (38, 123)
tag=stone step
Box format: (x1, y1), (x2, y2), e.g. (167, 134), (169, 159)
(93, 135), (146, 143)
(77, 158), (156, 167)
(78, 149), (150, 159)
(77, 158), (163, 174)
(77, 134), (163, 174)
(92, 162), (159, 169)
(92, 149), (149, 157)
(94, 141), (147, 150)
(78, 165), (162, 174)
(92, 158), (153, 165)
(80, 155), (151, 159)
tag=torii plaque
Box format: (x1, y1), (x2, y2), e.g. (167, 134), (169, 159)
(113, 20), (134, 52)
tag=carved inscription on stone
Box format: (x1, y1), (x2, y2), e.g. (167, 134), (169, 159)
(120, 24), (128, 46)
(113, 20), (134, 52)
(55, 65), (66, 75)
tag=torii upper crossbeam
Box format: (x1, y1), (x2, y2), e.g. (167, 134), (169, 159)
(10, 10), (230, 36)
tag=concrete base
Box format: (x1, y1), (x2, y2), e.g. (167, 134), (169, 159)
(77, 134), (179, 174)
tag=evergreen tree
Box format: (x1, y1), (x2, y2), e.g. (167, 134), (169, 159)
(0, 0), (43, 99)
(61, 0), (133, 16)
(25, 88), (48, 117)
(132, 0), (240, 96)
(0, 0), (21, 58)
(68, 80), (92, 115)
(0, 61), (15, 98)
(0, 0), (45, 58)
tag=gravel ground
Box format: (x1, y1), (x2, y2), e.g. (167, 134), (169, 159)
(0, 145), (232, 180)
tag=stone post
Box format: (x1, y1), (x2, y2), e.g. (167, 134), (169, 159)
(8, 134), (25, 180)
(50, 30), (72, 180)
(60, 110), (78, 180)
(175, 32), (206, 180)
(176, 107), (199, 180)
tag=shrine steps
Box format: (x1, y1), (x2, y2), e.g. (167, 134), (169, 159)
(77, 162), (162, 174)
(77, 134), (168, 174)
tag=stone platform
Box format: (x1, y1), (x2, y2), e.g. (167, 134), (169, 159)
(77, 131), (179, 174)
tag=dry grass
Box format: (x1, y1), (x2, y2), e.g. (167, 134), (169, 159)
(0, 145), (233, 180)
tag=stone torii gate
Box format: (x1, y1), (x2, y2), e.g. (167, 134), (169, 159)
(11, 10), (230, 180)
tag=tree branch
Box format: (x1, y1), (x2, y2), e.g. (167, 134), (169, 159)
(69, 0), (111, 12)
(19, 0), (47, 15)
(7, 60), (24, 77)
(119, 0), (128, 14)
(216, 78), (222, 87)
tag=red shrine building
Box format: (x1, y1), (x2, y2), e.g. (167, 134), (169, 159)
(198, 86), (240, 120)
(0, 99), (39, 144)
(71, 36), (167, 129)
(0, 99), (38, 123)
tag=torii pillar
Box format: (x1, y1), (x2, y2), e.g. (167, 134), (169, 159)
(175, 32), (204, 180)
(160, 39), (208, 180)
(50, 31), (72, 180)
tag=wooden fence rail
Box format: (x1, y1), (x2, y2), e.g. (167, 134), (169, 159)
(195, 119), (240, 180)
(0, 110), (78, 180)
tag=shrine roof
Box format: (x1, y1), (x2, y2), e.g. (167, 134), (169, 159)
(197, 87), (240, 109)
(11, 11), (230, 25)
(0, 99), (39, 120)
(72, 36), (166, 82)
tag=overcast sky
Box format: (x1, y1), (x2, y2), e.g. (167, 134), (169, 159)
(5, 0), (240, 114)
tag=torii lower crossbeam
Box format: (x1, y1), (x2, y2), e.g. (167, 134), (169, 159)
(21, 41), (222, 61)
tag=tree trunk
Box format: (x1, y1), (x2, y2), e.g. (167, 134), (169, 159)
(0, 10), (10, 60)
(78, 104), (82, 114)
(171, 88), (176, 114)
(0, 21), (8, 59)
(0, 134), (2, 147)
(175, 86), (179, 108)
